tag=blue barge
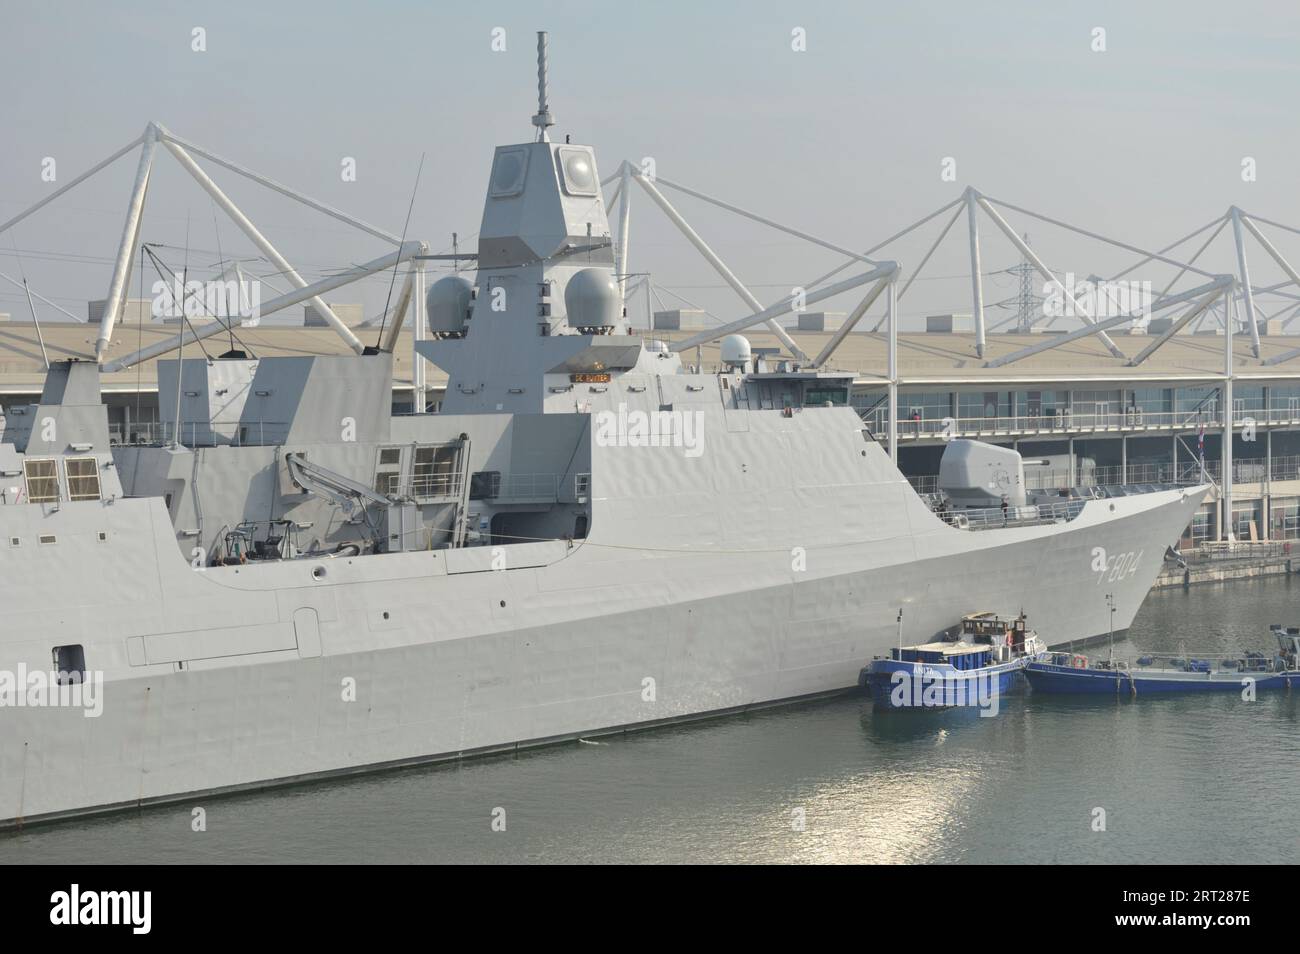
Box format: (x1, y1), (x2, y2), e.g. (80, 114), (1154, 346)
(1024, 625), (1300, 695)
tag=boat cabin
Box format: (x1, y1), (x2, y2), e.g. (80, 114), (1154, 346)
(892, 642), (994, 670)
(961, 611), (1029, 649)
(1271, 625), (1300, 667)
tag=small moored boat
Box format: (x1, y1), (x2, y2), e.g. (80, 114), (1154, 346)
(1024, 625), (1300, 695)
(861, 612), (1046, 711)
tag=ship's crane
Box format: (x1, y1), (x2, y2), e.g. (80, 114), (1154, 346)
(284, 452), (420, 553)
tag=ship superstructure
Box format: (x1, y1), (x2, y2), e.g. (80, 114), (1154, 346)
(0, 35), (1206, 826)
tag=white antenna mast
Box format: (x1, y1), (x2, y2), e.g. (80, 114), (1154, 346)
(531, 31), (554, 142)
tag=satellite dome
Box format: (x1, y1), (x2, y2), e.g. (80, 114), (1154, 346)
(564, 268), (621, 330)
(720, 334), (752, 368)
(426, 275), (474, 336)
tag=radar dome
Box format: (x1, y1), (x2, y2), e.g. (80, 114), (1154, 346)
(720, 334), (752, 368)
(426, 275), (474, 336)
(564, 268), (621, 330)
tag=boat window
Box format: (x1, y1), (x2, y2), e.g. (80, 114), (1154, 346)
(23, 458), (59, 503)
(374, 447), (403, 495)
(804, 387), (848, 406)
(469, 471), (501, 500)
(66, 457), (102, 501)
(52, 644), (86, 685)
(412, 444), (458, 498)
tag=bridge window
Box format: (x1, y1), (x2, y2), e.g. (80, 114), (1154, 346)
(412, 444), (459, 498)
(804, 387), (848, 406)
(66, 457), (102, 501)
(374, 447), (402, 495)
(23, 458), (59, 503)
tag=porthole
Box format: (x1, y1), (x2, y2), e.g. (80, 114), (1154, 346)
(312, 566), (327, 580)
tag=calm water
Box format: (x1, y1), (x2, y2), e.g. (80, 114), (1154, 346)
(4, 577), (1299, 864)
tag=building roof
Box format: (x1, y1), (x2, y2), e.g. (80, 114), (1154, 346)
(655, 329), (1300, 384)
(0, 323), (419, 395)
(2, 322), (1300, 395)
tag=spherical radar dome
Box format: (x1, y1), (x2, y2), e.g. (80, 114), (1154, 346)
(426, 275), (474, 335)
(564, 268), (621, 329)
(720, 334), (752, 367)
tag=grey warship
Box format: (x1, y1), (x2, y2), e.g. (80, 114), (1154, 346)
(0, 37), (1206, 826)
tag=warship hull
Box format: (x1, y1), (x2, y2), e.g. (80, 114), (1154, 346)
(0, 55), (1209, 825)
(0, 467), (1202, 826)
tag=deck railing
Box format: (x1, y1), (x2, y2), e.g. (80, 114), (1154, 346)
(910, 454), (1300, 498)
(108, 420), (291, 447)
(938, 498), (1086, 531)
(868, 406), (1300, 440)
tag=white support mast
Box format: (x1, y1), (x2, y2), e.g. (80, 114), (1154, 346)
(964, 188), (987, 358)
(616, 161), (633, 298)
(158, 130), (402, 246)
(632, 171), (809, 361)
(1223, 291), (1236, 540)
(668, 263), (897, 354)
(95, 124), (158, 362)
(163, 139), (365, 355)
(1126, 278), (1234, 367)
(1229, 206), (1263, 358)
(991, 275), (1232, 369)
(412, 259), (427, 410)
(104, 242), (424, 372)
(810, 276), (892, 367)
(887, 277), (899, 466)
(0, 134), (145, 239)
(974, 194), (1126, 361)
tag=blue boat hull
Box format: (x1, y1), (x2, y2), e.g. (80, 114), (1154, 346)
(1024, 662), (1300, 695)
(863, 660), (1027, 710)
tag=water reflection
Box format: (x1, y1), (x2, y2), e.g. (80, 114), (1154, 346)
(2, 579), (1298, 864)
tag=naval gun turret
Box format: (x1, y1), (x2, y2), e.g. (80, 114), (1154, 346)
(938, 439), (1028, 509)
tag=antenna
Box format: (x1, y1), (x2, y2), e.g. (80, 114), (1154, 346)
(7, 238), (50, 369)
(531, 31), (554, 141)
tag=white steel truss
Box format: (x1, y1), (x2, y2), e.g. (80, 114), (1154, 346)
(0, 121), (426, 371)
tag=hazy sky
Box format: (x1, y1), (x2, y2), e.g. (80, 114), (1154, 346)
(2, 0), (1299, 339)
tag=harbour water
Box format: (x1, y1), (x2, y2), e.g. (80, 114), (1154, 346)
(3, 577), (1298, 865)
